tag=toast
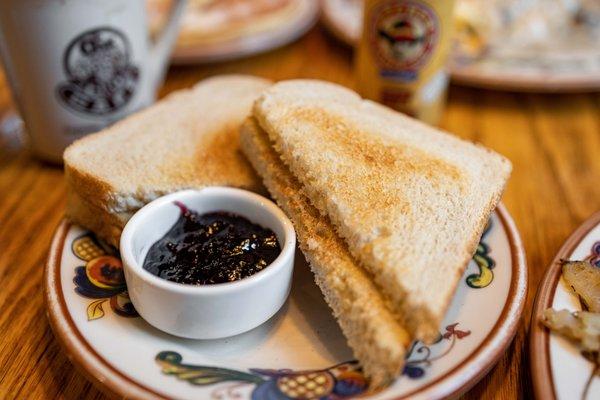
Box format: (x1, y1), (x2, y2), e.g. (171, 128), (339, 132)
(64, 74), (271, 246)
(240, 117), (410, 387)
(252, 79), (512, 341)
(66, 188), (133, 247)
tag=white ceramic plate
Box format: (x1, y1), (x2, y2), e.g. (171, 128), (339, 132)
(169, 0), (319, 64)
(530, 211), (600, 400)
(45, 204), (526, 399)
(321, 0), (600, 92)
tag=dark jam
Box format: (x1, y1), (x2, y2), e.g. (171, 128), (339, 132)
(143, 202), (281, 285)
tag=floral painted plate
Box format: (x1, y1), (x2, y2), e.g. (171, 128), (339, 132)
(530, 211), (600, 400)
(45, 204), (526, 400)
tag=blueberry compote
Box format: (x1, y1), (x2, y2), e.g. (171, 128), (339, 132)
(143, 202), (281, 285)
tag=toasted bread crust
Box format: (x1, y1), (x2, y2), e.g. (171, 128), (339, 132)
(241, 118), (410, 387)
(66, 189), (132, 248)
(253, 80), (511, 341)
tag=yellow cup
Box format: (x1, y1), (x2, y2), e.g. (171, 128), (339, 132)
(356, 0), (456, 125)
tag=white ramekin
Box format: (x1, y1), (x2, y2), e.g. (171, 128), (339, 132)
(120, 187), (296, 339)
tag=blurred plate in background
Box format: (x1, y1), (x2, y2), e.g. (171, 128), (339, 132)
(321, 0), (600, 92)
(148, 0), (319, 64)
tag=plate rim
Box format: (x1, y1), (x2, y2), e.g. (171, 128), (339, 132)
(44, 220), (168, 400)
(529, 209), (600, 400)
(447, 69), (600, 93)
(44, 204), (527, 400)
(320, 0), (356, 48)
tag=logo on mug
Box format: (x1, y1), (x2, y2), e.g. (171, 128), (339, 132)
(369, 0), (439, 74)
(57, 27), (139, 116)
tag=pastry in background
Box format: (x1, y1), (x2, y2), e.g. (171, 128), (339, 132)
(323, 0), (600, 54)
(148, 0), (310, 48)
(454, 0), (600, 59)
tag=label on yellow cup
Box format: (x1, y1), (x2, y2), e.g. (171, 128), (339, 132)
(356, 0), (455, 125)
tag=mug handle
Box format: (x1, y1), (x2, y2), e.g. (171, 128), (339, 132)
(149, 0), (187, 92)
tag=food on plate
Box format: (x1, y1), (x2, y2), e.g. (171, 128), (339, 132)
(241, 117), (411, 387)
(543, 309), (600, 356)
(64, 75), (271, 247)
(249, 79), (511, 342)
(147, 0), (306, 48)
(454, 0), (600, 59)
(562, 260), (600, 312)
(143, 202), (281, 285)
(63, 74), (512, 386)
(324, 0), (600, 63)
(542, 260), (600, 362)
(241, 79), (510, 382)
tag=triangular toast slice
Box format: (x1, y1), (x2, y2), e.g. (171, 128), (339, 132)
(240, 117), (410, 387)
(64, 75), (270, 214)
(253, 80), (511, 341)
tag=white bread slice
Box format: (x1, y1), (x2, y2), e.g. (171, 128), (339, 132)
(66, 188), (132, 248)
(253, 80), (512, 341)
(64, 75), (271, 246)
(64, 75), (270, 215)
(240, 117), (411, 388)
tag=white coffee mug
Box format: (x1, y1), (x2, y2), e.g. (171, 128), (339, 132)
(0, 0), (186, 162)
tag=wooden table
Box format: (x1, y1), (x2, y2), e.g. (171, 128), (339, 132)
(1, 26), (599, 399)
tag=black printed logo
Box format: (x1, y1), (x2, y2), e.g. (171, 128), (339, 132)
(57, 27), (139, 115)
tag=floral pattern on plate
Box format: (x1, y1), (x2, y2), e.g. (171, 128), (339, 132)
(70, 227), (485, 390)
(156, 322), (472, 398)
(156, 352), (368, 400)
(71, 218), (495, 321)
(466, 220), (495, 289)
(47, 206), (525, 400)
(71, 234), (137, 320)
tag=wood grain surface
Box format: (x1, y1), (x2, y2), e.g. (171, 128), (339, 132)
(0, 26), (599, 399)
